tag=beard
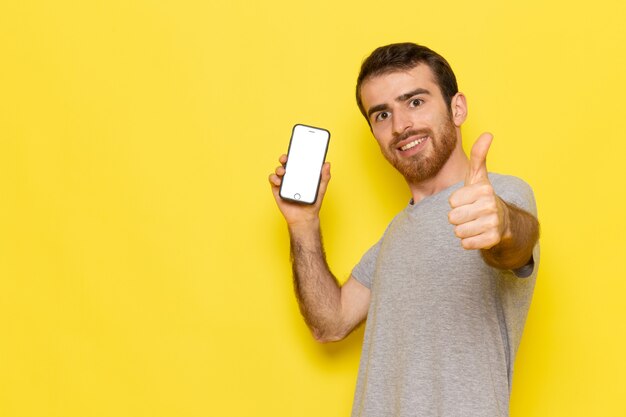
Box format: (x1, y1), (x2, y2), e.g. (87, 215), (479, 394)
(381, 115), (457, 183)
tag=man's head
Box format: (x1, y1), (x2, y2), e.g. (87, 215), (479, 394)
(356, 43), (467, 184)
(356, 43), (458, 121)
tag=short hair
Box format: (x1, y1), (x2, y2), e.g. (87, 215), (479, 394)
(356, 43), (458, 120)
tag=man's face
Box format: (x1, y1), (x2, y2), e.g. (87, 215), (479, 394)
(360, 64), (458, 183)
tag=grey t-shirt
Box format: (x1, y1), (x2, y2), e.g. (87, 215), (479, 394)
(351, 173), (539, 417)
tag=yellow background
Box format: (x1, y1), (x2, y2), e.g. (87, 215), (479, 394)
(1, 0), (625, 416)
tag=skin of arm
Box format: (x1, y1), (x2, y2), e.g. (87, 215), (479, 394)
(269, 155), (370, 342)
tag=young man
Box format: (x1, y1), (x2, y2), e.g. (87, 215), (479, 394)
(269, 43), (539, 417)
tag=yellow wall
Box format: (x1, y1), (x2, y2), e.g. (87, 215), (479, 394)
(1, 1), (625, 416)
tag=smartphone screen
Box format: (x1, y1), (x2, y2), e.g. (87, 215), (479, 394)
(279, 124), (330, 205)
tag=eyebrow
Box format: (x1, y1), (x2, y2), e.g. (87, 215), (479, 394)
(367, 88), (432, 119)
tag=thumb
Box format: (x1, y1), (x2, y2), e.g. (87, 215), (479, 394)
(466, 132), (493, 185)
(316, 162), (331, 202)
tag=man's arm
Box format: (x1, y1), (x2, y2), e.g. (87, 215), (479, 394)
(269, 154), (370, 342)
(448, 133), (540, 271)
(480, 198), (539, 270)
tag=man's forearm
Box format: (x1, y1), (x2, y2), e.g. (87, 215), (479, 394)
(481, 199), (539, 270)
(288, 221), (342, 341)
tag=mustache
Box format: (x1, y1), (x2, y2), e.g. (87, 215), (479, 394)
(391, 129), (433, 148)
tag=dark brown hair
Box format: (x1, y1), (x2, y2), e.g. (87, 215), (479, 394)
(356, 43), (458, 121)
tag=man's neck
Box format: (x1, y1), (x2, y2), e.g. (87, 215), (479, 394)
(407, 143), (469, 204)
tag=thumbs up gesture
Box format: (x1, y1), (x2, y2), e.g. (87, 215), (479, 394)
(448, 133), (511, 250)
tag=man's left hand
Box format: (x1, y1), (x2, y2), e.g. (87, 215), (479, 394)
(448, 133), (511, 250)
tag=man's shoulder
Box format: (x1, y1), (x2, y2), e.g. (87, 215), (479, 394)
(487, 172), (532, 189)
(488, 172), (537, 214)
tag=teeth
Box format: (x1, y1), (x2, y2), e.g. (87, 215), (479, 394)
(401, 137), (427, 151)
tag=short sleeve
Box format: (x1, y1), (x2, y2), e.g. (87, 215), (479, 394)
(490, 174), (537, 217)
(511, 241), (540, 278)
(351, 238), (382, 289)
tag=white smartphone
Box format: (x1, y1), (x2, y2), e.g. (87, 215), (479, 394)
(279, 124), (331, 205)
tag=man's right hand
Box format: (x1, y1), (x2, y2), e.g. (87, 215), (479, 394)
(268, 154), (331, 227)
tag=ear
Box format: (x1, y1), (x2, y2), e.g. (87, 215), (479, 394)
(450, 92), (467, 127)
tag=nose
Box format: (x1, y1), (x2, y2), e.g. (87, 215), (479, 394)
(392, 109), (412, 137)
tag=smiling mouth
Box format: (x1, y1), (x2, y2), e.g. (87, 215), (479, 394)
(399, 136), (428, 151)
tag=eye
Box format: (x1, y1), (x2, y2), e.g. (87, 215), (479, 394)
(410, 98), (424, 107)
(375, 111), (390, 122)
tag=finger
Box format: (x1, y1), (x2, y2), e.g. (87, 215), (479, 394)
(453, 216), (494, 239)
(275, 165), (285, 177)
(268, 173), (282, 187)
(317, 161), (331, 193)
(279, 154), (287, 165)
(448, 182), (494, 208)
(466, 132), (493, 186)
(459, 230), (501, 250)
(448, 204), (479, 225)
(321, 161), (331, 181)
(449, 199), (498, 226)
